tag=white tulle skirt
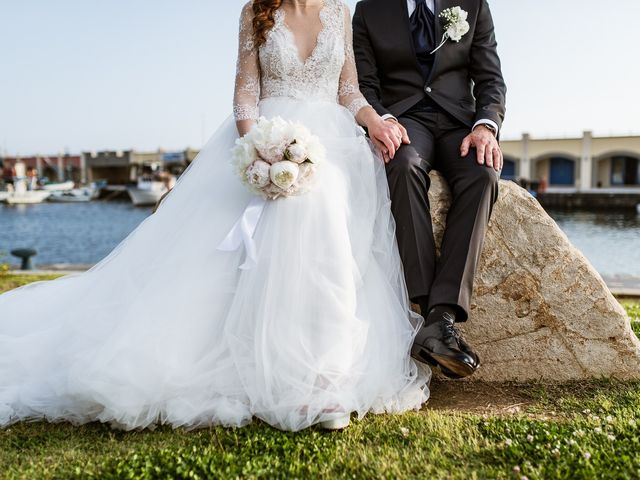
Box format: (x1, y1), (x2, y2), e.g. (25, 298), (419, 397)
(0, 97), (430, 431)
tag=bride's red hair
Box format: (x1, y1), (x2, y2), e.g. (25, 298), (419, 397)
(252, 0), (282, 47)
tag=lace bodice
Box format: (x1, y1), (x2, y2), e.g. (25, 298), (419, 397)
(233, 0), (370, 122)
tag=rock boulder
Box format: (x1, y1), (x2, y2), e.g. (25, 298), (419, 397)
(427, 172), (640, 381)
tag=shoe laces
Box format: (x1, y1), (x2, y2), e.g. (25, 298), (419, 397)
(443, 319), (465, 343)
(444, 321), (459, 338)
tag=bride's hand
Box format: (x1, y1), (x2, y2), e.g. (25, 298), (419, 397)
(366, 116), (410, 163)
(236, 120), (256, 137)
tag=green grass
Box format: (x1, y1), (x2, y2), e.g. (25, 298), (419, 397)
(620, 299), (640, 337)
(0, 273), (64, 293)
(2, 383), (640, 479)
(0, 274), (639, 479)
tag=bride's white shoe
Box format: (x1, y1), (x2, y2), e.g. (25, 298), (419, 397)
(319, 413), (351, 430)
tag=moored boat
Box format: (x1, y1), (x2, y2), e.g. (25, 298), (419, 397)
(3, 190), (52, 204)
(127, 175), (174, 206)
(48, 182), (105, 203)
(1, 162), (52, 204)
(41, 180), (75, 192)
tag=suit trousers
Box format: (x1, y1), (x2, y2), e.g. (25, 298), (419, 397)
(385, 103), (500, 321)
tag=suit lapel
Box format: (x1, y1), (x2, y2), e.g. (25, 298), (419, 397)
(426, 0), (446, 84)
(433, 0), (443, 49)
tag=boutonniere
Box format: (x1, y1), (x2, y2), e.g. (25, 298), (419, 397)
(430, 7), (470, 54)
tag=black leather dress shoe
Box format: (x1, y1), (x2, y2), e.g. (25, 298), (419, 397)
(411, 313), (478, 378)
(417, 349), (479, 379)
(455, 332), (480, 369)
(419, 332), (480, 380)
(439, 336), (481, 379)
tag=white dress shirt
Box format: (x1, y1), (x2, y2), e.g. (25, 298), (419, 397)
(381, 0), (499, 135)
(407, 0), (435, 16)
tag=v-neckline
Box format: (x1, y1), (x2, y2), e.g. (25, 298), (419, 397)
(278, 1), (327, 66)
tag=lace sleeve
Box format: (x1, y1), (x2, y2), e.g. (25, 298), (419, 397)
(233, 3), (260, 122)
(338, 3), (370, 118)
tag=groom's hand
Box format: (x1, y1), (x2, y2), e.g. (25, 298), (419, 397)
(369, 118), (410, 163)
(460, 125), (503, 171)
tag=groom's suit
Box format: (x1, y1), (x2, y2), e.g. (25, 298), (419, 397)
(353, 0), (507, 321)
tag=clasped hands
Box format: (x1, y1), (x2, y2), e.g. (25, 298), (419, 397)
(369, 118), (503, 171)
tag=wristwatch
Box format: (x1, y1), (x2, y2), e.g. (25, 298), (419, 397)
(475, 122), (497, 136)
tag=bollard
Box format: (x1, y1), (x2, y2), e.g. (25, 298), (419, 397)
(10, 248), (38, 271)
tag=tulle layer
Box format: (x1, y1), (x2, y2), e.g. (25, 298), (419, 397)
(0, 97), (429, 431)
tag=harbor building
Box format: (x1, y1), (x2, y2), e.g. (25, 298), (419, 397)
(0, 154), (83, 183)
(83, 149), (199, 185)
(1, 149), (199, 187)
(83, 150), (134, 185)
(500, 131), (640, 192)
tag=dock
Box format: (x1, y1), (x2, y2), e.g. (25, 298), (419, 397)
(98, 185), (129, 201)
(537, 189), (640, 210)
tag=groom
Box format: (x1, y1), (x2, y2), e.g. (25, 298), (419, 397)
(353, 0), (506, 378)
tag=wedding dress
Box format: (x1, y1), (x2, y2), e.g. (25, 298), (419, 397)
(0, 0), (429, 431)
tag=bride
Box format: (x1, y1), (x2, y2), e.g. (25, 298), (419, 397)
(0, 0), (430, 432)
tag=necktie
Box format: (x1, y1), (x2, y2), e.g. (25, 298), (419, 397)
(409, 0), (436, 79)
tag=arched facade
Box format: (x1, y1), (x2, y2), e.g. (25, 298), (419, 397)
(594, 151), (640, 188)
(531, 152), (580, 189)
(500, 156), (518, 180)
(499, 132), (640, 190)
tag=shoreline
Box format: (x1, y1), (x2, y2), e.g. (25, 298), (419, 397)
(6, 264), (640, 298)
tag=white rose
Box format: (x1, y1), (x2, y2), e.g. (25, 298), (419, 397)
(251, 117), (288, 164)
(254, 134), (286, 164)
(447, 6), (467, 22)
(245, 160), (271, 188)
(262, 146), (286, 164)
(305, 137), (326, 164)
(287, 142), (307, 163)
(270, 161), (299, 190)
(447, 21), (469, 42)
(270, 117), (295, 143)
(231, 139), (258, 178)
(297, 162), (317, 186)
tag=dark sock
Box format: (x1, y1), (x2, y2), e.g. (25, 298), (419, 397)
(413, 296), (431, 318)
(425, 304), (458, 326)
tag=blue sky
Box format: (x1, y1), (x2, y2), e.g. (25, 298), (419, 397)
(1, 0), (638, 155)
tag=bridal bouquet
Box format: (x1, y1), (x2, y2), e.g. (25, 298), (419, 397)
(231, 117), (325, 199)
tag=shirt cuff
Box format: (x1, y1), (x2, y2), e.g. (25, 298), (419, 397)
(473, 119), (499, 135)
(381, 113), (398, 122)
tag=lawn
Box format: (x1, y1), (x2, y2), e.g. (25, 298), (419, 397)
(1, 274), (639, 480)
(0, 274), (63, 292)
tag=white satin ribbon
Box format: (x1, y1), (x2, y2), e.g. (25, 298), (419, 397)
(217, 196), (267, 270)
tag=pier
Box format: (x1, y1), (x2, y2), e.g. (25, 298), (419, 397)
(537, 189), (640, 210)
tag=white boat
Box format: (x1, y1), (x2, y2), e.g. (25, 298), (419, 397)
(48, 188), (96, 203)
(127, 179), (169, 206)
(4, 190), (52, 204)
(48, 182), (104, 203)
(1, 162), (52, 204)
(41, 180), (75, 192)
